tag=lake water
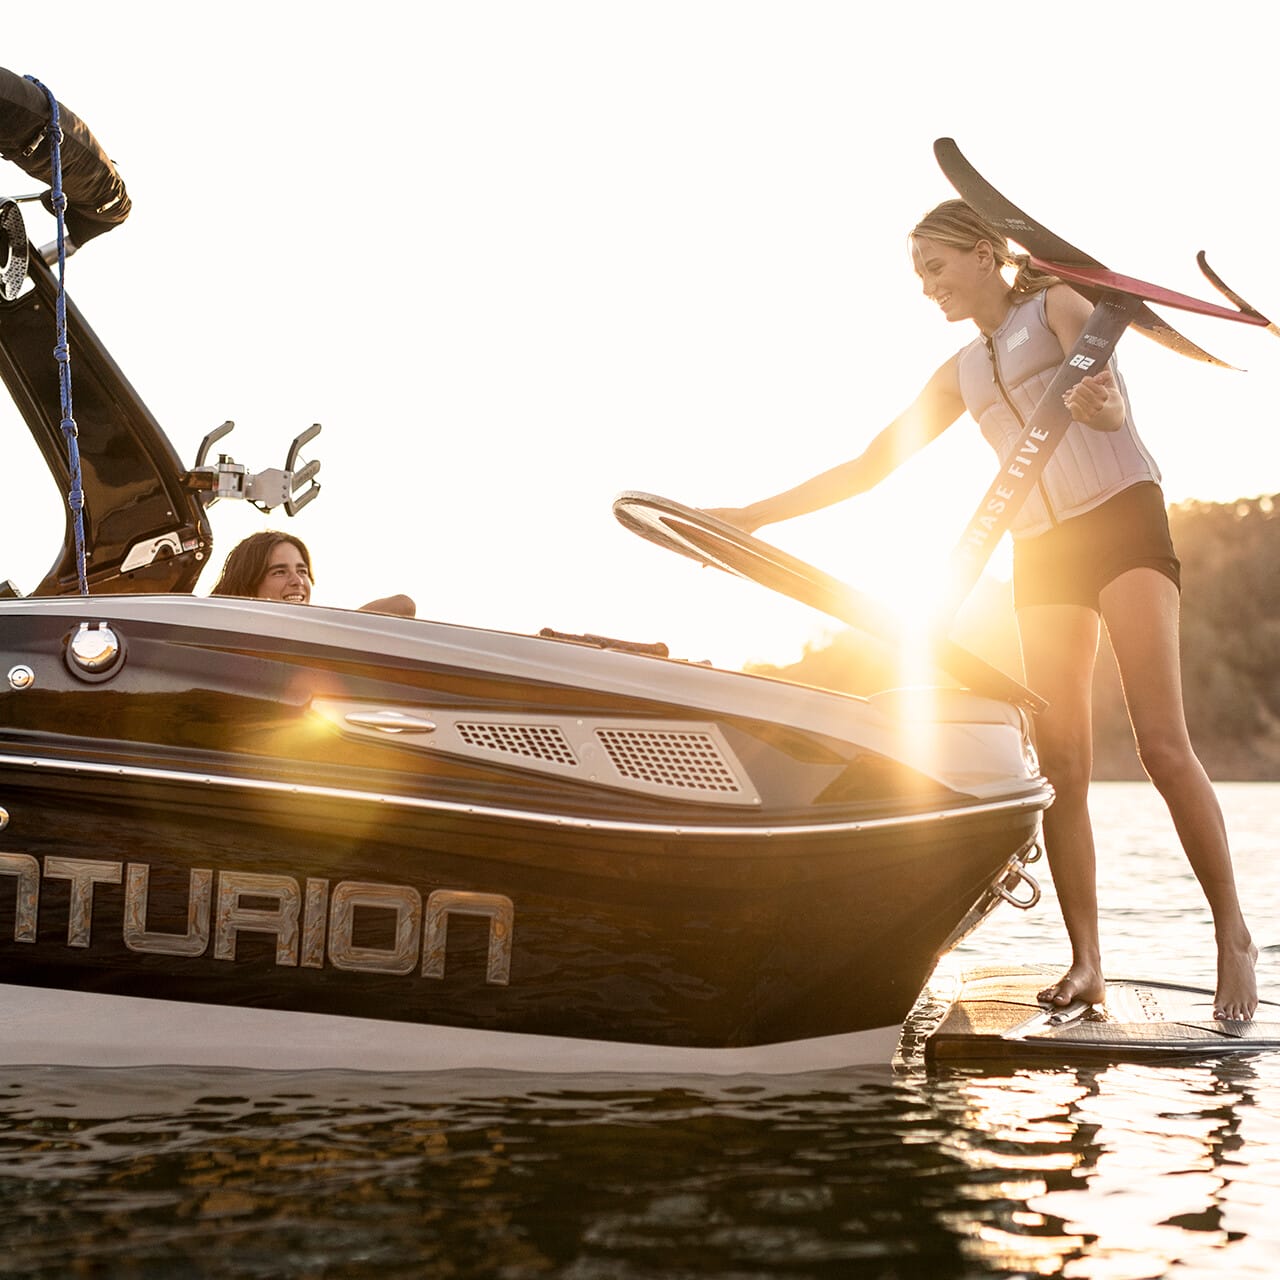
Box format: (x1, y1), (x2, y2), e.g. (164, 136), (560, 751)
(1, 782), (1277, 1279)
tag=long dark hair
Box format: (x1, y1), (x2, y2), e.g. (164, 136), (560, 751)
(911, 199), (1061, 298)
(209, 531), (314, 598)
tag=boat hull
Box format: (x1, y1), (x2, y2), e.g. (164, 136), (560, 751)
(0, 983), (906, 1074)
(0, 596), (1049, 1072)
(0, 760), (1041, 1069)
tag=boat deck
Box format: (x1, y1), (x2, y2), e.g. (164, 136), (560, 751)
(926, 965), (1280, 1063)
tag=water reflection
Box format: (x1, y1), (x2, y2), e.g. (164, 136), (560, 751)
(0, 1055), (1277, 1278)
(927, 1056), (1279, 1279)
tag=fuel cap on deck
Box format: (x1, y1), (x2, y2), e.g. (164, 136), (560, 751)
(65, 621), (127, 682)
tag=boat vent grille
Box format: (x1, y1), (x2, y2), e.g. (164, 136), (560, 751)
(318, 698), (761, 806)
(455, 721), (579, 767)
(595, 728), (742, 795)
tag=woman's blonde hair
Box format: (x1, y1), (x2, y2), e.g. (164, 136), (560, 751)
(912, 199), (1060, 298)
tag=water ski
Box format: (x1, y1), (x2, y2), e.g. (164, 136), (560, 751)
(933, 137), (1273, 366)
(926, 965), (1280, 1064)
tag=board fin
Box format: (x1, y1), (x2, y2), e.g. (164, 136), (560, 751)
(1197, 252), (1280, 338)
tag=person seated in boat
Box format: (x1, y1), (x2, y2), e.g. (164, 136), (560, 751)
(705, 198), (1258, 1023)
(209, 530), (416, 617)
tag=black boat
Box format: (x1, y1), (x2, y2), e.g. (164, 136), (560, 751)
(0, 72), (1051, 1072)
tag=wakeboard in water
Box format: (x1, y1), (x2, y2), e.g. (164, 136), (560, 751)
(926, 965), (1280, 1063)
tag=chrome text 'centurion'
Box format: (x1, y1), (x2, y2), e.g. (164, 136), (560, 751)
(0, 855), (514, 984)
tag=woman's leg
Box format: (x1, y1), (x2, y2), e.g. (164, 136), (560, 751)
(1100, 567), (1257, 1020)
(1017, 603), (1107, 1007)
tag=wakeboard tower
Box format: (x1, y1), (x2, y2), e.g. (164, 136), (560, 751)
(0, 69), (321, 597)
(0, 67), (130, 252)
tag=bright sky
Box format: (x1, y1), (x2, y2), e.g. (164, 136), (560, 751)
(3, 2), (1278, 670)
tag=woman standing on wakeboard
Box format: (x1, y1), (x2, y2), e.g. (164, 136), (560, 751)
(707, 199), (1258, 1022)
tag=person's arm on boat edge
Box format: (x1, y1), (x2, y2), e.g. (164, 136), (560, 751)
(210, 531), (417, 618)
(704, 357), (966, 534)
(1046, 284), (1125, 433)
(358, 593), (416, 617)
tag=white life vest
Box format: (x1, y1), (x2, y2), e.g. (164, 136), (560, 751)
(956, 289), (1161, 538)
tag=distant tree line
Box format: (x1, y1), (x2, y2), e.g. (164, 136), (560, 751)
(746, 494), (1280, 781)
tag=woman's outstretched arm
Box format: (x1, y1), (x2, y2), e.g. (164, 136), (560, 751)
(705, 355), (966, 533)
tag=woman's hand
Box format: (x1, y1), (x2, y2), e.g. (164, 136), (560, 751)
(702, 506), (765, 535)
(1062, 369), (1123, 431)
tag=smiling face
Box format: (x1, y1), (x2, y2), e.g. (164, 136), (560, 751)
(910, 234), (995, 324)
(255, 541), (312, 604)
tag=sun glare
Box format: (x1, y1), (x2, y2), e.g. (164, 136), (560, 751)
(842, 528), (971, 635)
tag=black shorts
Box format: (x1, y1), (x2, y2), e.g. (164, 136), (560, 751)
(1012, 481), (1181, 612)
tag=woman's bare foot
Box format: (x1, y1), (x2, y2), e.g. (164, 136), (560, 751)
(1037, 963), (1106, 1009)
(1213, 941), (1259, 1021)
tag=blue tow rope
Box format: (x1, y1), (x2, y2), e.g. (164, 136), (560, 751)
(26, 74), (89, 596)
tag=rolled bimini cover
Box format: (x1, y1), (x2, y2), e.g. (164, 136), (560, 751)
(0, 67), (131, 244)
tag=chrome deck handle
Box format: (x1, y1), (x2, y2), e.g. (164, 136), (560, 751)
(343, 710), (438, 735)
